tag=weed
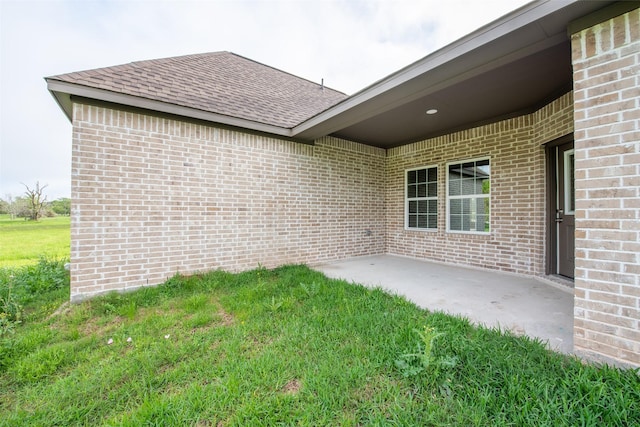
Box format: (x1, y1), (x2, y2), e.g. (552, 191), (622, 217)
(0, 313), (20, 336)
(0, 282), (23, 336)
(119, 301), (138, 320)
(97, 301), (118, 316)
(265, 296), (284, 312)
(0, 284), (23, 323)
(299, 281), (320, 297)
(0, 258), (69, 303)
(395, 326), (453, 378)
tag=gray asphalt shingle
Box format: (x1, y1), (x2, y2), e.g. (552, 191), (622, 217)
(47, 52), (347, 129)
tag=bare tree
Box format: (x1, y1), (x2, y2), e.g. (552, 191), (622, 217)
(22, 182), (48, 221)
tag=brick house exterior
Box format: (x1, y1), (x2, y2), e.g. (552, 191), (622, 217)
(70, 105), (385, 296)
(48, 1), (639, 367)
(386, 93), (574, 275)
(571, 7), (640, 365)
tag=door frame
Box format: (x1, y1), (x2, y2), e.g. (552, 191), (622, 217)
(544, 133), (574, 277)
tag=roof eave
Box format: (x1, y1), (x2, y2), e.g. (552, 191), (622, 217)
(290, 0), (586, 141)
(45, 79), (295, 138)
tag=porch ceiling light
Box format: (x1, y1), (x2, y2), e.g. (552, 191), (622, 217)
(426, 109), (438, 115)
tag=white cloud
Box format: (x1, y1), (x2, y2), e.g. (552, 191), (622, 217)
(0, 0), (529, 200)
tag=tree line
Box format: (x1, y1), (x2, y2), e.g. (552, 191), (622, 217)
(0, 182), (70, 220)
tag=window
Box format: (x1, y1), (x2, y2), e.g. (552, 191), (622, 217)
(447, 158), (490, 233)
(406, 166), (437, 230)
(564, 149), (575, 214)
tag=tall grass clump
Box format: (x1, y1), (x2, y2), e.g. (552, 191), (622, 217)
(0, 258), (69, 336)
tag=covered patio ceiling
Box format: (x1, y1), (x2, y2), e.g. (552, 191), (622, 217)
(329, 42), (571, 147)
(293, 0), (621, 149)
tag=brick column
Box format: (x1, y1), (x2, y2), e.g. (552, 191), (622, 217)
(571, 8), (640, 366)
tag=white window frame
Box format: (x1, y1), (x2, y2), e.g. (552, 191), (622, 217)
(446, 157), (491, 235)
(405, 165), (438, 231)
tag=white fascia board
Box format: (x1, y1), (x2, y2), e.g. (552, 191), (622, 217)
(45, 80), (294, 138)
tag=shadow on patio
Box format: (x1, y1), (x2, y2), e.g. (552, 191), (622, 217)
(314, 254), (574, 354)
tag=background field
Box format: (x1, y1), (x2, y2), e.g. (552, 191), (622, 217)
(0, 215), (70, 267)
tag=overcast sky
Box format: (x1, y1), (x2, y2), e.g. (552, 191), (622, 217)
(0, 0), (530, 200)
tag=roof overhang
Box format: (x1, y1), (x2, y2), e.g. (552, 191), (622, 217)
(292, 0), (622, 148)
(46, 79), (296, 139)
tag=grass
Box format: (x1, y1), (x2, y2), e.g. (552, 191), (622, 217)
(0, 215), (70, 268)
(1, 262), (639, 426)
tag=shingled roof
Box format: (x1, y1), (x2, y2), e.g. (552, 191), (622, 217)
(46, 52), (347, 129)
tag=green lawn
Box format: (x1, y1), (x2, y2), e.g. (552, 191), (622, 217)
(1, 264), (638, 426)
(0, 215), (70, 267)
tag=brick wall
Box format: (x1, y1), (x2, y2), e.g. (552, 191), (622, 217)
(70, 104), (385, 301)
(571, 7), (640, 366)
(71, 92), (575, 302)
(385, 93), (573, 276)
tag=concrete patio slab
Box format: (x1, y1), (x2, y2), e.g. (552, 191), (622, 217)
(314, 254), (574, 354)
